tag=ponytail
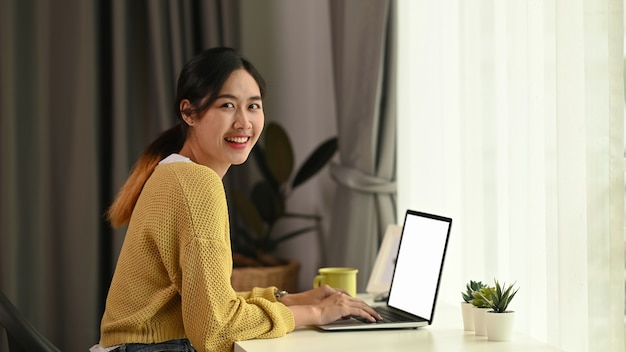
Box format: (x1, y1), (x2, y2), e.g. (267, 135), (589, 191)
(106, 125), (185, 228)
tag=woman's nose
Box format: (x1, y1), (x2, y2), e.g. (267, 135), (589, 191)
(233, 110), (250, 130)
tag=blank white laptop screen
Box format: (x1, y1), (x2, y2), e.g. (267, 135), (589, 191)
(386, 210), (451, 321)
(314, 210), (451, 331)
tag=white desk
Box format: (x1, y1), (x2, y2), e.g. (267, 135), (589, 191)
(234, 296), (563, 352)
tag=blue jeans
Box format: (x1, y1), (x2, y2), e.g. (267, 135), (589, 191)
(114, 339), (196, 352)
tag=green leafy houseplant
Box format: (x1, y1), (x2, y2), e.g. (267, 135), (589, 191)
(479, 279), (519, 313)
(462, 280), (488, 303)
(230, 122), (338, 267)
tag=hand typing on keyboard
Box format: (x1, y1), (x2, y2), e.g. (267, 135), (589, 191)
(282, 285), (383, 326)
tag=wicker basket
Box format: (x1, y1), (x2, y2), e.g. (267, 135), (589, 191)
(231, 259), (300, 293)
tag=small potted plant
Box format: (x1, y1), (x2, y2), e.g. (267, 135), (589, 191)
(461, 280), (487, 331)
(479, 279), (519, 341)
(471, 286), (495, 336)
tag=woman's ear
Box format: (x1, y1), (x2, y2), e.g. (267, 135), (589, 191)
(179, 99), (195, 126)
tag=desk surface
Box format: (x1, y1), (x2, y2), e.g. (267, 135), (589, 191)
(234, 296), (562, 352)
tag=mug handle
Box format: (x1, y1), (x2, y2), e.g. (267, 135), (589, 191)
(313, 275), (326, 288)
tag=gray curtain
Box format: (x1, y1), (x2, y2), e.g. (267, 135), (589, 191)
(327, 0), (396, 293)
(0, 1), (238, 351)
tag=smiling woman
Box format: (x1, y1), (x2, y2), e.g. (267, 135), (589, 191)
(91, 47), (381, 352)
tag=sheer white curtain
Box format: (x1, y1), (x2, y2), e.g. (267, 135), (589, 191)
(396, 1), (623, 351)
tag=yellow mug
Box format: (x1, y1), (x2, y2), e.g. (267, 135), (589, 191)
(313, 267), (358, 297)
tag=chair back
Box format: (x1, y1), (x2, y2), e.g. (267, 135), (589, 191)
(0, 290), (61, 352)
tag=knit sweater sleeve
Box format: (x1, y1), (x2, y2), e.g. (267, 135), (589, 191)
(171, 163), (295, 352)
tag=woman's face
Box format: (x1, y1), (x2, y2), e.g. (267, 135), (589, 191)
(179, 69), (264, 177)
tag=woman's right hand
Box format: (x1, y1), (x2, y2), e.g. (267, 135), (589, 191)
(316, 292), (382, 324)
(288, 292), (381, 327)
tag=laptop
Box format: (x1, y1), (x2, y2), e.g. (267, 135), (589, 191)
(315, 209), (452, 331)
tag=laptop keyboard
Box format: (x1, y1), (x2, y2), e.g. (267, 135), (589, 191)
(375, 306), (417, 322)
(354, 306), (418, 324)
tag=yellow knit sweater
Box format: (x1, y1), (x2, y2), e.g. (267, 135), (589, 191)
(99, 161), (295, 352)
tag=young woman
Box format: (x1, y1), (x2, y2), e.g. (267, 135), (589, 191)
(91, 47), (380, 352)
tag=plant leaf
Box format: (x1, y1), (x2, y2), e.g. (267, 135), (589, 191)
(472, 287), (495, 308)
(232, 225), (259, 256)
(251, 145), (279, 192)
(251, 181), (283, 224)
(265, 122), (294, 185)
(231, 190), (266, 240)
(463, 280), (487, 303)
(488, 279), (519, 312)
(292, 137), (338, 189)
(273, 226), (317, 244)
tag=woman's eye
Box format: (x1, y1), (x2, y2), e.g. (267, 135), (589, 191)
(222, 102), (235, 108)
(249, 103), (261, 110)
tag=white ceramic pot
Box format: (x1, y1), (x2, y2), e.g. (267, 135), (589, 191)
(473, 307), (490, 336)
(461, 302), (475, 331)
(485, 311), (515, 341)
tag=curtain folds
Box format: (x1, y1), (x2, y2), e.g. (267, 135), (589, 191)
(0, 0), (101, 350)
(329, 164), (396, 194)
(328, 0), (396, 292)
(0, 1), (239, 351)
(396, 0), (624, 351)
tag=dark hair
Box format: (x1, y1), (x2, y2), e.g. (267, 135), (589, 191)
(107, 47), (266, 227)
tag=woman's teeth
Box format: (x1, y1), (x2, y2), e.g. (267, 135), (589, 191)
(226, 137), (248, 143)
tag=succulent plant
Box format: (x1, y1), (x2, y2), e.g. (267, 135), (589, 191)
(462, 280), (488, 303)
(478, 279), (519, 313)
(471, 286), (495, 308)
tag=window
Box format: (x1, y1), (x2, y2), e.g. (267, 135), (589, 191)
(396, 1), (624, 350)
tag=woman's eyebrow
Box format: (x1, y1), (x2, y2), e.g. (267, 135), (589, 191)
(215, 93), (262, 101)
